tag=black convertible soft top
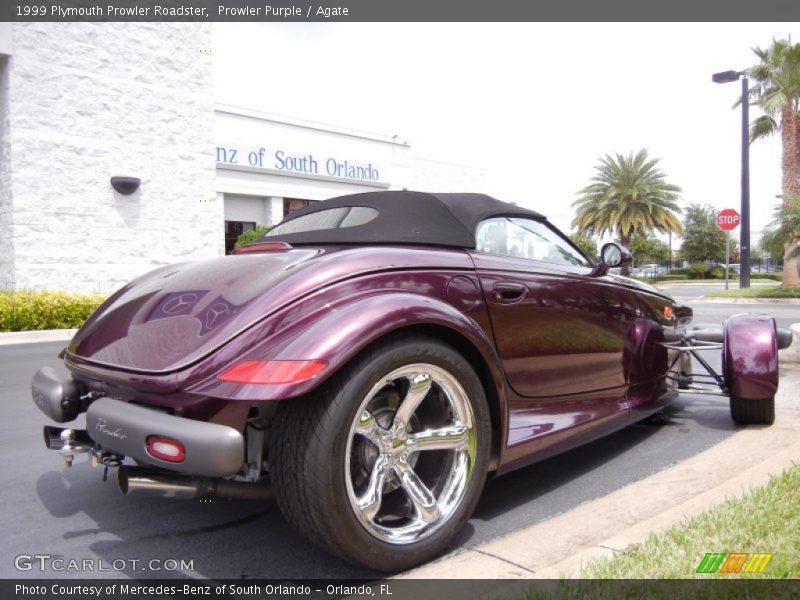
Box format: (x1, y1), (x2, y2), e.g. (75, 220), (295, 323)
(261, 191), (543, 248)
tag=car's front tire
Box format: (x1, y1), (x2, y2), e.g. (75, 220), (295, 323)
(730, 396), (775, 425)
(268, 333), (491, 572)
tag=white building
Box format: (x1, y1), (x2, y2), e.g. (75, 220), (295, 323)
(0, 23), (484, 294)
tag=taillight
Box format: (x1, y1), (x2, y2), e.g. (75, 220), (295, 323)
(218, 360), (327, 384)
(146, 435), (186, 463)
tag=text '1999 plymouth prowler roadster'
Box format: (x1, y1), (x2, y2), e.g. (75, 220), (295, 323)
(32, 192), (792, 571)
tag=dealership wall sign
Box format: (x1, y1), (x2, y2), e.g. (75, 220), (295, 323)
(216, 145), (387, 187)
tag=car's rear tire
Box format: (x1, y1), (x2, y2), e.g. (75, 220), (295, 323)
(730, 396), (775, 425)
(268, 333), (491, 572)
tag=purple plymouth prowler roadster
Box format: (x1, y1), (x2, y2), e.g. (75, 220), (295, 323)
(32, 191), (792, 571)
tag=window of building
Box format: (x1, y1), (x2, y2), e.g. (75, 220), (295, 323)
(283, 197), (313, 217)
(225, 220), (256, 255)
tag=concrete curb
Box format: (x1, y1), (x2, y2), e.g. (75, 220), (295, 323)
(0, 329), (76, 346)
(398, 328), (800, 580)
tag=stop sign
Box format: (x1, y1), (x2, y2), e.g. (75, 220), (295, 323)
(716, 208), (740, 231)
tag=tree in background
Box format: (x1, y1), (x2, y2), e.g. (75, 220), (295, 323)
(680, 204), (738, 263)
(749, 245), (765, 261)
(572, 149), (683, 274)
(569, 231), (598, 259)
(627, 232), (670, 266)
(761, 224), (786, 262)
(744, 37), (800, 285)
(761, 195), (800, 263)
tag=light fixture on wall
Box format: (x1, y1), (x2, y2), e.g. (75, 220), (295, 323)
(110, 176), (141, 195)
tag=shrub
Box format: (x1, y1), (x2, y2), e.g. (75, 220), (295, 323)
(709, 267), (737, 279)
(678, 263), (737, 279)
(0, 291), (106, 332)
(672, 271), (779, 281)
(751, 273), (782, 281)
(234, 226), (272, 248)
(687, 263), (712, 279)
(640, 274), (686, 283)
(658, 274), (687, 281)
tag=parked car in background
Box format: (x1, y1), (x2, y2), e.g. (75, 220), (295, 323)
(640, 263), (669, 276)
(30, 191), (791, 572)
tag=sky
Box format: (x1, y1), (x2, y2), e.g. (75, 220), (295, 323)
(213, 23), (793, 244)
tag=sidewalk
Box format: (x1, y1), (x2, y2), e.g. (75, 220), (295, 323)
(0, 328), (76, 346)
(399, 335), (800, 579)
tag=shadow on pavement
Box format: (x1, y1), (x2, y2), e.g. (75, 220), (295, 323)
(32, 394), (736, 579)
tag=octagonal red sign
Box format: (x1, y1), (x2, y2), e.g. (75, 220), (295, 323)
(716, 209), (740, 231)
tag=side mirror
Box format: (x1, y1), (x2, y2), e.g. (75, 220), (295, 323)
(601, 243), (633, 268)
(590, 243), (633, 276)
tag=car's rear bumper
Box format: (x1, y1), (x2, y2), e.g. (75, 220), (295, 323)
(84, 397), (245, 478)
(31, 366), (246, 479)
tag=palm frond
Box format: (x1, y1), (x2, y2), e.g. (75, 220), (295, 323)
(745, 37), (800, 144)
(750, 115), (778, 142)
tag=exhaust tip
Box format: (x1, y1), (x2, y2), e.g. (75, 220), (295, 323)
(116, 466), (272, 501)
(118, 467), (130, 495)
(43, 426), (57, 450)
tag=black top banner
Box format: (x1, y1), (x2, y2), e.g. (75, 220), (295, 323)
(3, 0), (800, 22)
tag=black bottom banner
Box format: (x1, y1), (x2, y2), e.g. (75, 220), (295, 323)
(4, 579), (800, 600)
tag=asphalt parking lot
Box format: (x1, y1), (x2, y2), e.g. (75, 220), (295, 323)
(4, 287), (782, 579)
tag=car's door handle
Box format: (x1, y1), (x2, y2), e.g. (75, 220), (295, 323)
(493, 282), (526, 303)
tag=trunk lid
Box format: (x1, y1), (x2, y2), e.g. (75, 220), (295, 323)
(67, 249), (324, 373)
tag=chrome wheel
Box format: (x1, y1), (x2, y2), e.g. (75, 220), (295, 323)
(345, 363), (477, 545)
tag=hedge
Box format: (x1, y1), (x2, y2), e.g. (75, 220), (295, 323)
(652, 275), (686, 282)
(0, 291), (106, 332)
(234, 225), (272, 248)
(668, 264), (738, 280)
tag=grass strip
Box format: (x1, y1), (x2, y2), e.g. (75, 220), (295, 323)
(580, 464), (800, 579)
(706, 286), (800, 299)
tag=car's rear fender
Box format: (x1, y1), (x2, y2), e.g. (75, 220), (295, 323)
(185, 291), (508, 415)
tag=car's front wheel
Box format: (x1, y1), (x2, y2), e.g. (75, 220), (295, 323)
(269, 334), (491, 572)
(730, 396), (775, 425)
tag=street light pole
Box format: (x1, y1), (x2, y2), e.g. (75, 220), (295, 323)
(712, 69), (751, 288)
(740, 75), (750, 288)
(668, 230), (672, 270)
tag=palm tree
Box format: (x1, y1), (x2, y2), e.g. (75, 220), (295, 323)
(744, 37), (800, 285)
(572, 150), (683, 274)
(761, 195), (800, 263)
